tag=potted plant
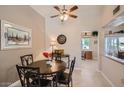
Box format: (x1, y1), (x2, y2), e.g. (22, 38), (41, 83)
(92, 31), (98, 36)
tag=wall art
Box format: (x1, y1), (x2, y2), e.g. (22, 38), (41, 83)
(0, 20), (32, 50)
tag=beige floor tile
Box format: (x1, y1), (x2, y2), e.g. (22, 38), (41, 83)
(72, 60), (111, 87)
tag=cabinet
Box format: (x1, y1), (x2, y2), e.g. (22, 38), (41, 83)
(85, 51), (92, 60)
(81, 51), (93, 60)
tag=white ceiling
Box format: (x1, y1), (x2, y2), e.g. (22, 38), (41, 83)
(30, 5), (104, 18)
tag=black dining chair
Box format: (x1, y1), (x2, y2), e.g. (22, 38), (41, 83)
(20, 54), (33, 66)
(53, 57), (76, 87)
(52, 52), (62, 61)
(16, 65), (51, 87)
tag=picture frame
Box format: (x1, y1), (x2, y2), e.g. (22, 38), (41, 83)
(0, 20), (32, 50)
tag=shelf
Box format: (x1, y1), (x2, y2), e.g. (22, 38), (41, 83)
(105, 33), (124, 37)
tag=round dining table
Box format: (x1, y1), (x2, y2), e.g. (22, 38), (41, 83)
(28, 60), (66, 75)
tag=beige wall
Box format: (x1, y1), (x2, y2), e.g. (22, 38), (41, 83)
(102, 5), (124, 27)
(100, 6), (124, 86)
(100, 24), (124, 86)
(0, 6), (45, 86)
(100, 32), (124, 86)
(101, 56), (124, 86)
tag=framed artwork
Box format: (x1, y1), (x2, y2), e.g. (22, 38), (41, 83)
(0, 20), (32, 50)
(57, 34), (67, 44)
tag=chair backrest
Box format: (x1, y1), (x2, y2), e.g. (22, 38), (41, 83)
(16, 65), (40, 87)
(52, 52), (62, 61)
(20, 54), (33, 66)
(68, 57), (76, 81)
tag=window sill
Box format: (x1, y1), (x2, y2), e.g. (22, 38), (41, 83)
(105, 54), (124, 65)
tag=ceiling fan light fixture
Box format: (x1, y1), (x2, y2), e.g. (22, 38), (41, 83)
(59, 14), (69, 21)
(63, 14), (69, 21)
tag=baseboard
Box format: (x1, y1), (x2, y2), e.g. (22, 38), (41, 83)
(8, 80), (21, 87)
(98, 70), (115, 87)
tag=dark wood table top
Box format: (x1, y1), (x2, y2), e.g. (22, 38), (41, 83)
(28, 60), (66, 75)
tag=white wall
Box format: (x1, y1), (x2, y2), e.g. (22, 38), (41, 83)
(92, 37), (98, 60)
(43, 5), (103, 68)
(31, 5), (103, 68)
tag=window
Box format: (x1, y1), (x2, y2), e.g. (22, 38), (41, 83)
(81, 38), (90, 50)
(105, 36), (124, 60)
(119, 37), (124, 51)
(105, 37), (118, 57)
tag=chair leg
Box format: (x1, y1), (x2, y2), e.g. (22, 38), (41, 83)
(52, 81), (54, 87)
(68, 56), (70, 69)
(71, 78), (73, 87)
(53, 78), (58, 87)
(55, 82), (58, 87)
(53, 80), (57, 87)
(50, 81), (52, 87)
(52, 81), (55, 87)
(68, 83), (70, 87)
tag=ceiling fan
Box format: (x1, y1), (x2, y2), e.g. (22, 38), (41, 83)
(50, 5), (78, 22)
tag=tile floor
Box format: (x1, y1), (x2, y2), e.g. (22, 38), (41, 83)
(72, 60), (111, 87)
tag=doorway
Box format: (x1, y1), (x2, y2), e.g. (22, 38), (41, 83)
(81, 31), (98, 61)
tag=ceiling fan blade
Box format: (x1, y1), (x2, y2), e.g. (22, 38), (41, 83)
(54, 6), (60, 12)
(50, 15), (59, 18)
(69, 5), (78, 12)
(69, 14), (78, 18)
